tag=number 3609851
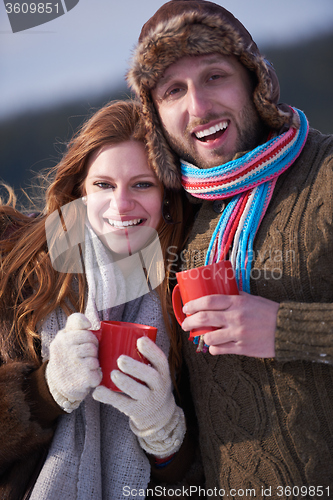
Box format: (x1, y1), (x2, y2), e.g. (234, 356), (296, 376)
(5, 3), (60, 14)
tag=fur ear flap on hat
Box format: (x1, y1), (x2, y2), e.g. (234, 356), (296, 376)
(141, 87), (182, 189)
(127, 0), (297, 189)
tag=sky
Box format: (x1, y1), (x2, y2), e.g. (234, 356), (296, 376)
(1, 0), (333, 120)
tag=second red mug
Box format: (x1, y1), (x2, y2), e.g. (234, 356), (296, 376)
(172, 260), (239, 339)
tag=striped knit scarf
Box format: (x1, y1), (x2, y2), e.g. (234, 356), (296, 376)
(181, 107), (309, 292)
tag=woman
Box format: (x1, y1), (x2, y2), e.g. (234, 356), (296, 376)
(0, 100), (191, 499)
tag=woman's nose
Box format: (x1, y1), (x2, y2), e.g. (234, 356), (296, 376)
(110, 188), (135, 213)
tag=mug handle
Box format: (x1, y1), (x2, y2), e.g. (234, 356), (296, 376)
(172, 284), (186, 325)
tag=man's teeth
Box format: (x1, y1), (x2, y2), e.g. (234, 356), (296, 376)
(108, 219), (143, 228)
(195, 121), (228, 139)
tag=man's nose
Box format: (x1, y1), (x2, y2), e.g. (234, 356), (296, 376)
(186, 84), (212, 117)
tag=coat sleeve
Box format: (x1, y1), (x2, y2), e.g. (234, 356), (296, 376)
(0, 360), (64, 474)
(273, 146), (333, 364)
(275, 302), (333, 363)
(253, 130), (333, 365)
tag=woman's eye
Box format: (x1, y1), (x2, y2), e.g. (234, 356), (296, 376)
(135, 182), (153, 189)
(94, 182), (114, 190)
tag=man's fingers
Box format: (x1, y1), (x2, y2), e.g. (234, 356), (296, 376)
(181, 292), (278, 358)
(182, 310), (227, 332)
(183, 294), (234, 314)
(208, 342), (243, 356)
(203, 328), (235, 346)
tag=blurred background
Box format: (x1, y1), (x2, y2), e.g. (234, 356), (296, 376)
(1, 0), (333, 205)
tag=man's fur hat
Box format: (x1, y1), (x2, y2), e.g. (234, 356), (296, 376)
(127, 0), (297, 189)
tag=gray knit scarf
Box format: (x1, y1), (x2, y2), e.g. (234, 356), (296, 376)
(30, 223), (169, 500)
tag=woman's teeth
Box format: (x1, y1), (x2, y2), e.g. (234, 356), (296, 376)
(195, 120), (228, 139)
(108, 218), (143, 228)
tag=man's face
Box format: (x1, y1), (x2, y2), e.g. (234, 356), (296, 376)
(151, 53), (267, 168)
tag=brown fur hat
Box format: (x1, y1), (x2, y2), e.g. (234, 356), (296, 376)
(127, 0), (296, 189)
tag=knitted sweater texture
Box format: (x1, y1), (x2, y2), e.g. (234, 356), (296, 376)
(181, 129), (333, 498)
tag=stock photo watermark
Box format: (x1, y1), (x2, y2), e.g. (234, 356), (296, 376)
(165, 246), (296, 282)
(123, 484), (331, 498)
(4, 0), (79, 32)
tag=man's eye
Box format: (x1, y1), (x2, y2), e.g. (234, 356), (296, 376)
(165, 86), (183, 99)
(209, 74), (222, 81)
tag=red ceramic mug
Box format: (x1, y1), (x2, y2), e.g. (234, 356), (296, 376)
(90, 321), (157, 392)
(172, 261), (239, 339)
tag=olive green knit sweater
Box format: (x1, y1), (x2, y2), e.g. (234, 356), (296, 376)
(181, 129), (333, 499)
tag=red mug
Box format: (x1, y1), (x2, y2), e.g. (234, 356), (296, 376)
(172, 261), (239, 339)
(90, 321), (157, 392)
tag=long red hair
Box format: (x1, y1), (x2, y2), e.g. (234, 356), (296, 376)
(0, 100), (186, 381)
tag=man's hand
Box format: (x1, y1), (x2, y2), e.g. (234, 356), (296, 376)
(181, 292), (279, 358)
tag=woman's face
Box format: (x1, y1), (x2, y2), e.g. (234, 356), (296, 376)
(83, 140), (163, 256)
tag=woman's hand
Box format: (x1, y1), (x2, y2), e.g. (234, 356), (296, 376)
(93, 337), (185, 458)
(46, 313), (102, 412)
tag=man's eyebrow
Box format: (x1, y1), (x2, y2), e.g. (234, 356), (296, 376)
(202, 55), (229, 65)
(155, 73), (174, 89)
(155, 55), (232, 89)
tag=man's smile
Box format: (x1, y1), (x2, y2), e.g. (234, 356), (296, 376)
(194, 120), (229, 142)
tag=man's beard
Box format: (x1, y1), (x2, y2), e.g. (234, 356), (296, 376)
(162, 103), (268, 169)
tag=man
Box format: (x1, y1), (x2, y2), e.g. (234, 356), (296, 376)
(127, 0), (333, 497)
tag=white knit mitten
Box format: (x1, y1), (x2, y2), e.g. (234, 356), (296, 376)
(92, 336), (186, 458)
(46, 313), (102, 413)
